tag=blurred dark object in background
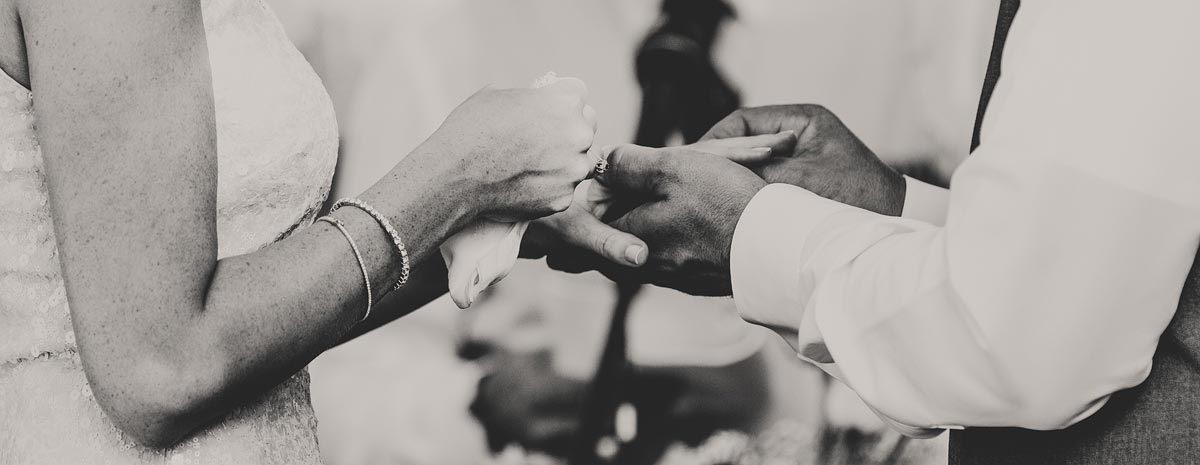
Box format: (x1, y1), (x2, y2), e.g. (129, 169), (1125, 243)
(470, 349), (589, 457)
(633, 0), (741, 145)
(469, 348), (768, 460)
(574, 0), (747, 464)
(468, 0), (751, 463)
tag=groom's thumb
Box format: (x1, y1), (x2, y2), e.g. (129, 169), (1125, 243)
(559, 213), (648, 267)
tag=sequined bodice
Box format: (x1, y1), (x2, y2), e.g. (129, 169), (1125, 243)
(0, 0), (338, 462)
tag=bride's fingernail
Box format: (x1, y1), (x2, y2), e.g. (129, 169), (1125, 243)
(752, 147), (772, 156)
(625, 245), (647, 266)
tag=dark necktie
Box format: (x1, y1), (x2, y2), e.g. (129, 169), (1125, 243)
(971, 0), (1021, 152)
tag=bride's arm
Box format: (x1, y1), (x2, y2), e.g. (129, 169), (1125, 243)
(20, 0), (594, 448)
(337, 258), (449, 343)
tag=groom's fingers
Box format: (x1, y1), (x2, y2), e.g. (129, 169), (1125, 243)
(596, 144), (665, 194)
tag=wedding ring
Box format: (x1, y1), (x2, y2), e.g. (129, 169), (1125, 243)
(594, 157), (609, 176)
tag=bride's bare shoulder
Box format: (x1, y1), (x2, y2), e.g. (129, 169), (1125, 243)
(8, 0), (204, 81)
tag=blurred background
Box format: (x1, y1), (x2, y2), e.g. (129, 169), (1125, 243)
(264, 1), (1000, 464)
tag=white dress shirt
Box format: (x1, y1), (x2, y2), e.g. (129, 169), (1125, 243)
(730, 0), (1200, 437)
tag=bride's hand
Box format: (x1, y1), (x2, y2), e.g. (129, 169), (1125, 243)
(410, 79), (598, 225)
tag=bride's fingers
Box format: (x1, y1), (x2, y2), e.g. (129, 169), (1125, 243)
(688, 131), (798, 163)
(689, 133), (791, 163)
(727, 131), (797, 152)
(713, 146), (773, 164)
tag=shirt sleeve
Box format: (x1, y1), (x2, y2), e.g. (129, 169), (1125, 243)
(730, 0), (1200, 434)
(901, 176), (950, 226)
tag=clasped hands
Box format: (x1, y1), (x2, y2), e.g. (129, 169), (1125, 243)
(415, 75), (905, 299)
(523, 104), (908, 296)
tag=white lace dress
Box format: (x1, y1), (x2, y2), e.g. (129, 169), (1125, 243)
(0, 0), (339, 463)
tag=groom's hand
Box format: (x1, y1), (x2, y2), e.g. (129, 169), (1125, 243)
(580, 144), (767, 296)
(704, 104), (907, 216)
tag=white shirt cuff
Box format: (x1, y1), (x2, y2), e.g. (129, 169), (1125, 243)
(730, 186), (948, 438)
(729, 184), (851, 336)
(900, 176), (950, 226)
